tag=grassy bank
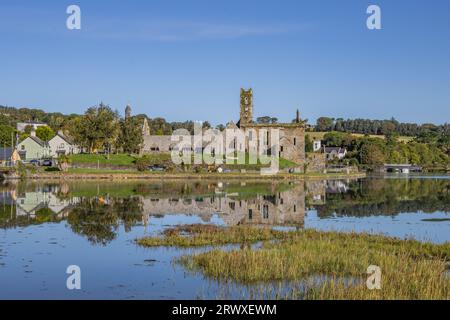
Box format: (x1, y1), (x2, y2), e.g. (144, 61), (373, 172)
(69, 153), (172, 166)
(21, 170), (366, 180)
(138, 225), (450, 299)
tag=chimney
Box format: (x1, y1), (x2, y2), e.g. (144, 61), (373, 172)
(30, 129), (36, 137)
(58, 130), (63, 136)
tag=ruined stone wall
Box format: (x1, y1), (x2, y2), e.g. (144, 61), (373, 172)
(241, 125), (306, 165)
(305, 153), (326, 173)
(142, 135), (173, 153)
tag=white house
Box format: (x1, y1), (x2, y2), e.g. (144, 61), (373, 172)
(324, 147), (347, 161)
(16, 122), (47, 132)
(48, 131), (80, 157)
(16, 131), (51, 160)
(313, 140), (322, 152)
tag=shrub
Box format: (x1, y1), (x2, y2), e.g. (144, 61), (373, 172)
(135, 155), (151, 171)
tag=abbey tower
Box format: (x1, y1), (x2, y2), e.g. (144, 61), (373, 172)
(239, 88), (253, 125)
(237, 88), (306, 167)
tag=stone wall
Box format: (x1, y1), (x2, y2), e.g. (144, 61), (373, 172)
(142, 135), (173, 153)
(241, 124), (306, 165)
(305, 153), (326, 173)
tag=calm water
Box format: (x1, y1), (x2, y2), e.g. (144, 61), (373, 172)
(0, 176), (449, 299)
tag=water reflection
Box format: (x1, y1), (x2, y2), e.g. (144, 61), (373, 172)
(315, 177), (450, 218)
(1, 177), (449, 299)
(1, 177), (450, 245)
(0, 181), (309, 244)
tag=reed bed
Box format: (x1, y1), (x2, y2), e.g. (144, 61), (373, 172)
(138, 224), (450, 299)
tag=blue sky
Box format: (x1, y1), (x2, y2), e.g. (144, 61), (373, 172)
(0, 0), (449, 125)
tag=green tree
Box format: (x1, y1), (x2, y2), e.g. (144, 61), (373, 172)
(316, 117), (334, 132)
(0, 125), (16, 147)
(68, 103), (120, 153)
(24, 125), (33, 134)
(323, 132), (354, 147)
(437, 134), (450, 155)
(359, 140), (386, 167)
(57, 154), (72, 172)
(135, 155), (151, 171)
(305, 134), (314, 152)
(118, 117), (144, 154)
(256, 116), (272, 124)
(35, 125), (55, 141)
(150, 117), (172, 135)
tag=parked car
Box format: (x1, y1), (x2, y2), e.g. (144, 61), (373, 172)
(29, 159), (40, 166)
(42, 159), (53, 167)
(148, 165), (165, 172)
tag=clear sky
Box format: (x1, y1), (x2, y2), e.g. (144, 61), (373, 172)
(0, 0), (449, 125)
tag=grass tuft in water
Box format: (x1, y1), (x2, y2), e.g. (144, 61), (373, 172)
(136, 224), (290, 248)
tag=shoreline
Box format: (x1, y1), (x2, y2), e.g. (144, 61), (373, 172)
(2, 171), (366, 181)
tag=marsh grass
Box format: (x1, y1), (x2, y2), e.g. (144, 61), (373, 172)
(136, 224), (290, 248)
(137, 224), (450, 299)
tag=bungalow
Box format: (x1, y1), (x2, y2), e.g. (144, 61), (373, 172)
(48, 131), (80, 157)
(324, 147), (347, 161)
(0, 147), (21, 166)
(16, 131), (51, 161)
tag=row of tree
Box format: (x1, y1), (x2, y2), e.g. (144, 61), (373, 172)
(0, 103), (216, 151)
(315, 117), (450, 137)
(307, 131), (450, 168)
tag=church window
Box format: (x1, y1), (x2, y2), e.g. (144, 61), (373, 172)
(263, 205), (269, 219)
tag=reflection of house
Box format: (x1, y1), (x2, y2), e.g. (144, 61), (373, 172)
(15, 192), (48, 217)
(0, 148), (21, 166)
(326, 180), (349, 194)
(16, 131), (50, 160)
(48, 131), (80, 157)
(15, 190), (80, 218)
(324, 147), (347, 161)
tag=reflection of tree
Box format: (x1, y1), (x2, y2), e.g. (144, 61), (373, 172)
(35, 207), (59, 223)
(66, 197), (143, 245)
(316, 178), (450, 218)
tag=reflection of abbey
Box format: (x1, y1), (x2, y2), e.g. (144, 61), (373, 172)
(0, 181), (330, 229)
(141, 182), (307, 227)
(140, 88), (308, 169)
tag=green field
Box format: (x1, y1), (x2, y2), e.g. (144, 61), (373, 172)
(306, 131), (414, 143)
(68, 153), (171, 166)
(68, 153), (299, 170)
